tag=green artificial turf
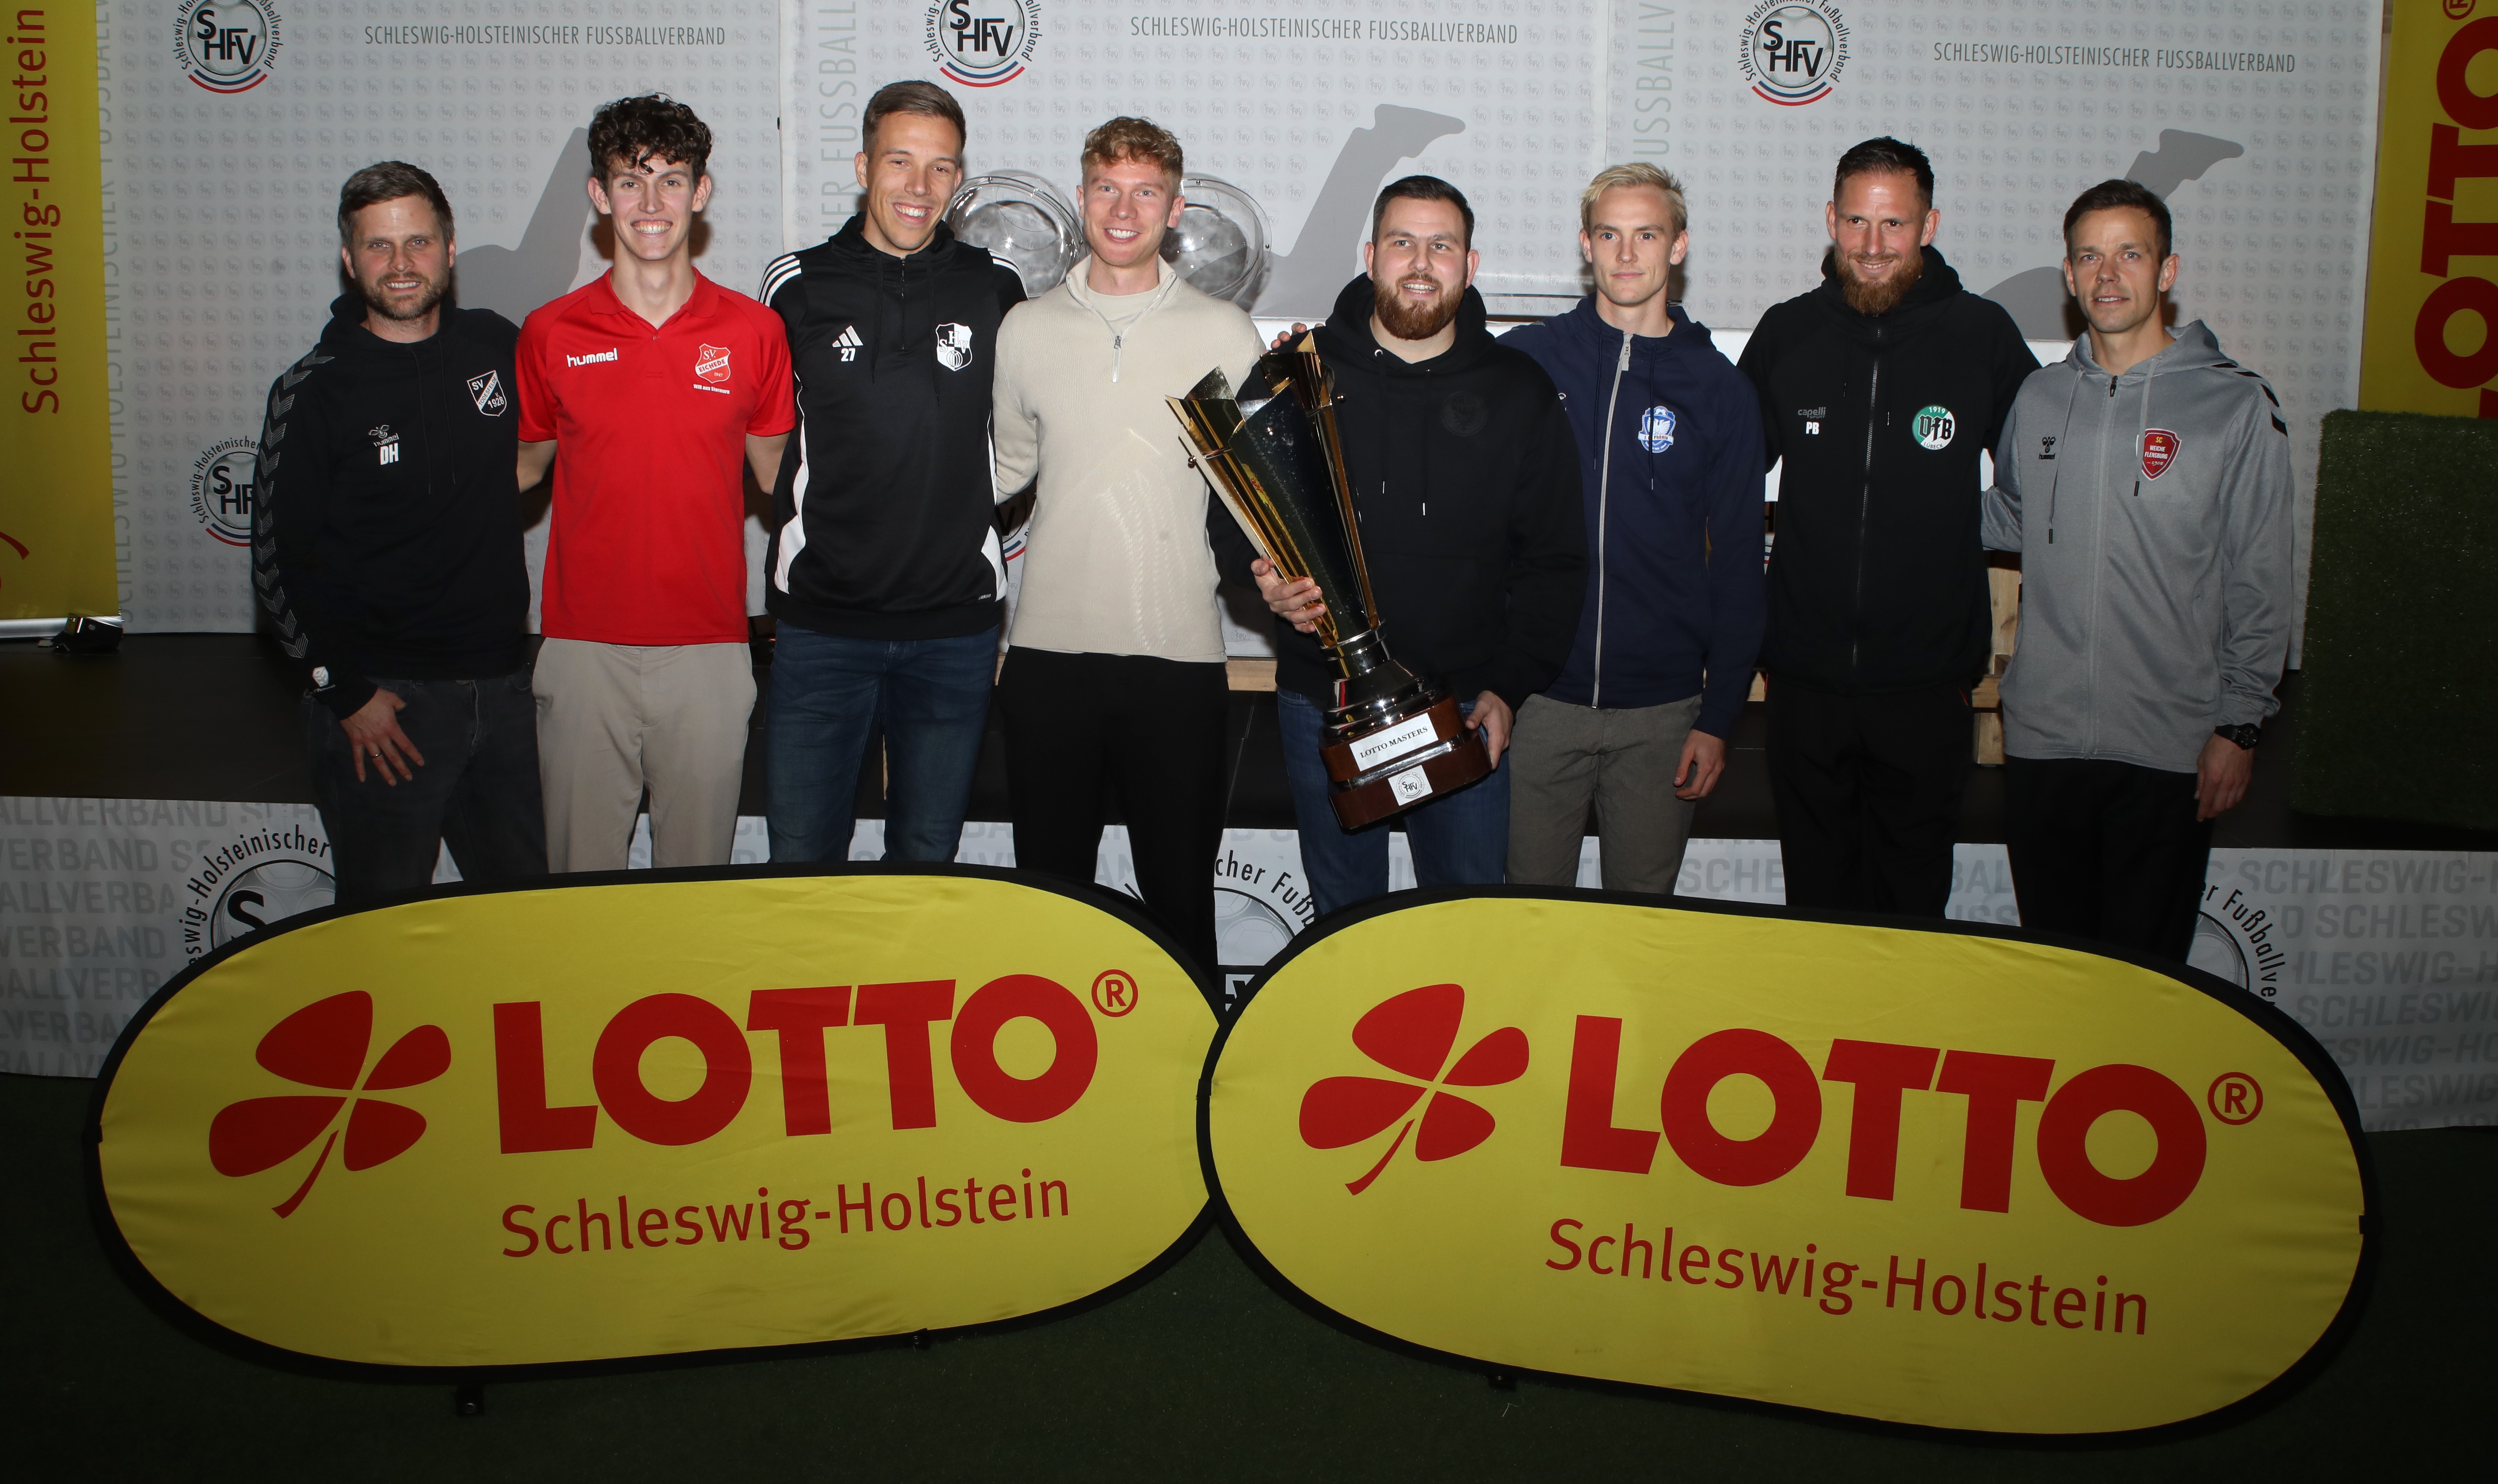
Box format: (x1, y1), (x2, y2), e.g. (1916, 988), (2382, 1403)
(2296, 410), (2498, 830)
(6, 1072), (2490, 1479)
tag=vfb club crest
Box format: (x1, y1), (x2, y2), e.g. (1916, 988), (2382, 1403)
(925, 0), (1041, 88)
(173, 0), (283, 94)
(1738, 0), (1848, 107)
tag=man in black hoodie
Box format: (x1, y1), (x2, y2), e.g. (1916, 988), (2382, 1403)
(253, 161), (542, 904)
(757, 81), (1025, 865)
(1241, 177), (1586, 915)
(1736, 138), (2037, 917)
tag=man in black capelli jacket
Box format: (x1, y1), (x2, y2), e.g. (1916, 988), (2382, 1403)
(1229, 176), (1585, 917)
(1735, 137), (2037, 918)
(253, 161), (543, 904)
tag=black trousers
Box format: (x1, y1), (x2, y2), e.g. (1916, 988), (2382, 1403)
(1764, 679), (1971, 917)
(2004, 755), (2213, 962)
(996, 647), (1230, 970)
(306, 667), (548, 907)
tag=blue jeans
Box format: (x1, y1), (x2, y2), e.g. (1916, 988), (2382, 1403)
(1275, 686), (1509, 917)
(765, 623), (998, 863)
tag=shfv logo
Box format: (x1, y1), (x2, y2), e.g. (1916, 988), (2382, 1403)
(925, 0), (1040, 87)
(173, 0), (282, 94)
(1739, 0), (1849, 107)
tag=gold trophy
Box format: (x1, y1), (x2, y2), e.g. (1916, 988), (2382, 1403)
(1171, 337), (1492, 829)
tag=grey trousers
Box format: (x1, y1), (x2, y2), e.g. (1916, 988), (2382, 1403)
(1506, 692), (1703, 895)
(535, 637), (756, 872)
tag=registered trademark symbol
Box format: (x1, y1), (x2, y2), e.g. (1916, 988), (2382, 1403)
(1091, 969), (1138, 1017)
(2208, 1072), (2263, 1125)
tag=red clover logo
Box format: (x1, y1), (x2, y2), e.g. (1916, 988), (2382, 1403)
(206, 991), (449, 1217)
(1297, 984), (1528, 1194)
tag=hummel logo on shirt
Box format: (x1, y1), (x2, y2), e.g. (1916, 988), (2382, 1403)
(832, 325), (862, 363)
(565, 348), (619, 368)
(369, 424), (400, 466)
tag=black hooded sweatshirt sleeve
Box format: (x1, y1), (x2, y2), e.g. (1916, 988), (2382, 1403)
(1736, 247), (2037, 694)
(252, 297), (529, 719)
(1215, 277), (1586, 711)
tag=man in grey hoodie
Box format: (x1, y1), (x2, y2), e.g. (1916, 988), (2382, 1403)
(1981, 180), (2294, 961)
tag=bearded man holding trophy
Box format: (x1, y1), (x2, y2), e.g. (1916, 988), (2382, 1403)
(1185, 177), (1585, 917)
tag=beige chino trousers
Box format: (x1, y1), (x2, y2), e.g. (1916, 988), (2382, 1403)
(534, 637), (755, 872)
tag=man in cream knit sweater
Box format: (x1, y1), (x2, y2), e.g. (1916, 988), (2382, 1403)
(991, 118), (1266, 969)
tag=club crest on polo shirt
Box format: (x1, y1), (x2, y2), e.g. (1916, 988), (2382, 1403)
(1637, 405), (1677, 453)
(696, 344), (732, 384)
(466, 370), (508, 416)
(2141, 429), (2180, 480)
(935, 322), (975, 371)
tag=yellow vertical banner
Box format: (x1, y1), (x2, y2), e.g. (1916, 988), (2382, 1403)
(2360, 3), (2498, 418)
(1, 3), (115, 623)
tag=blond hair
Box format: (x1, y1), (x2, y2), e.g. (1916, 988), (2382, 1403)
(1580, 163), (1688, 236)
(1081, 117), (1184, 185)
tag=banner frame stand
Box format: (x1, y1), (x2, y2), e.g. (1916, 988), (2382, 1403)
(1192, 883), (2382, 1442)
(83, 861), (1223, 1384)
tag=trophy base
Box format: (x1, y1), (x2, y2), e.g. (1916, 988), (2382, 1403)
(1319, 692), (1494, 831)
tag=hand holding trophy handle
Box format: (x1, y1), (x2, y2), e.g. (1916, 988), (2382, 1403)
(1252, 558), (1326, 634)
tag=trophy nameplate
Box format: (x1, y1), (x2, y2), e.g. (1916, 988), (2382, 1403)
(1171, 338), (1493, 830)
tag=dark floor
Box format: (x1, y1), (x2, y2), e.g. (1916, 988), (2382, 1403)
(8, 633), (2495, 853)
(3, 1070), (2485, 1479)
(8, 639), (2492, 1475)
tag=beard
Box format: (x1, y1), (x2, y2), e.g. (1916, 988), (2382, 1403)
(360, 271), (448, 323)
(1372, 273), (1463, 342)
(1835, 246), (1923, 316)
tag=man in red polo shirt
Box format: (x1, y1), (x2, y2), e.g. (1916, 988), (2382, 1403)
(516, 96), (795, 870)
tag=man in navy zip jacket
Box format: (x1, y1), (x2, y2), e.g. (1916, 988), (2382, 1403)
(1503, 164), (1765, 895)
(1736, 138), (2037, 917)
(757, 81), (1025, 864)
(253, 162), (543, 905)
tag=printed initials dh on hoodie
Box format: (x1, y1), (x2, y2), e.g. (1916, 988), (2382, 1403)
(1981, 322), (2295, 773)
(760, 218), (1026, 640)
(1736, 247), (2039, 693)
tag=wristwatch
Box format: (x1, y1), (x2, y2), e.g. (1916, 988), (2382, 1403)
(2213, 723), (2261, 751)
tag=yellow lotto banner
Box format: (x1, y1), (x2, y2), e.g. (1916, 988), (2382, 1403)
(1203, 893), (2371, 1435)
(93, 869), (1217, 1368)
(1, 3), (117, 621)
(2359, 4), (2498, 417)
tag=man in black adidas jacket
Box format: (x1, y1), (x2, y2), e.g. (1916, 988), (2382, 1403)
(253, 161), (542, 904)
(1736, 137), (2037, 917)
(758, 80), (1025, 865)
(1233, 177), (1586, 915)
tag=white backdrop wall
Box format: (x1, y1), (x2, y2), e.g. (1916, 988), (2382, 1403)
(106, 0), (785, 633)
(99, 2), (2378, 640)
